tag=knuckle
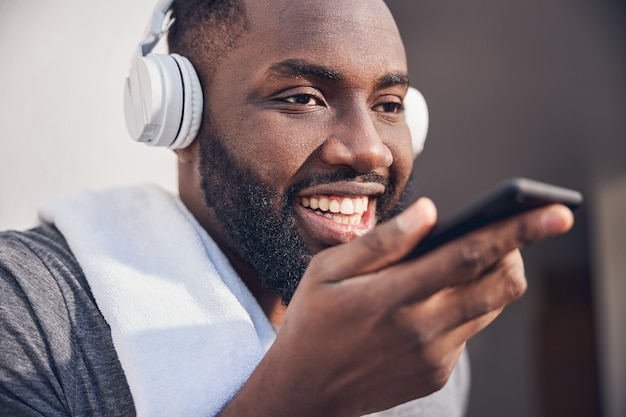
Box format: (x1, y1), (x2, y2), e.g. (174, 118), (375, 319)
(460, 297), (489, 323)
(422, 371), (449, 395)
(498, 252), (527, 301)
(508, 276), (528, 300)
(505, 269), (528, 300)
(396, 307), (435, 350)
(515, 213), (546, 246)
(515, 217), (536, 246)
(431, 367), (453, 393)
(455, 238), (500, 275)
(418, 353), (456, 395)
(410, 325), (435, 351)
(397, 310), (443, 355)
(399, 309), (460, 395)
(361, 228), (394, 255)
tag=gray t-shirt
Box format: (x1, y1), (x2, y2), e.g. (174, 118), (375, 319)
(0, 225), (135, 416)
(0, 225), (469, 417)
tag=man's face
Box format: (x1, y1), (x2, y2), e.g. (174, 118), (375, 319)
(196, 0), (414, 302)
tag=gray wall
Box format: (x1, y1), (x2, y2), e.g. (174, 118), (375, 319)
(0, 1), (177, 231)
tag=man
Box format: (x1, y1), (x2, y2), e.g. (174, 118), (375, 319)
(0, 0), (574, 416)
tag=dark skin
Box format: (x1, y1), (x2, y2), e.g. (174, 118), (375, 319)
(176, 0), (575, 415)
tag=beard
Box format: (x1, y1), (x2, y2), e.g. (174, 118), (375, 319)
(198, 125), (407, 305)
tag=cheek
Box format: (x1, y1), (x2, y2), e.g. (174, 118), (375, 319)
(384, 126), (414, 186)
(228, 112), (325, 187)
(391, 152), (413, 198)
(395, 142), (414, 181)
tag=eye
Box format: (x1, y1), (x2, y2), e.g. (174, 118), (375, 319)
(284, 94), (324, 106)
(372, 101), (404, 114)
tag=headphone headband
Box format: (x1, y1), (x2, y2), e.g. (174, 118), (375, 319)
(138, 0), (175, 57)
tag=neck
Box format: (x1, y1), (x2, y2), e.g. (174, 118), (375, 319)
(176, 153), (287, 326)
(179, 188), (287, 326)
(227, 257), (287, 327)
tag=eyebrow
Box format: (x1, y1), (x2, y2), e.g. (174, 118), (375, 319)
(267, 59), (409, 89)
(375, 73), (410, 90)
(268, 59), (343, 81)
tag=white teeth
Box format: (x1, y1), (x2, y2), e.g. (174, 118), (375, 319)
(319, 198), (330, 212)
(300, 196), (368, 214)
(331, 213), (362, 225)
(340, 198), (354, 215)
(355, 197), (366, 214)
(299, 195), (369, 226)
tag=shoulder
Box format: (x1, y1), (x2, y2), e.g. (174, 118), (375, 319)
(0, 224), (83, 284)
(0, 225), (135, 416)
(0, 225), (96, 321)
(0, 224), (84, 317)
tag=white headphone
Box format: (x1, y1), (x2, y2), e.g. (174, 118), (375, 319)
(124, 0), (202, 149)
(124, 0), (429, 156)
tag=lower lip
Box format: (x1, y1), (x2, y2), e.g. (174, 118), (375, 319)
(294, 200), (377, 248)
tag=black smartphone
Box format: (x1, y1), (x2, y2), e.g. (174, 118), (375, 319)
(404, 177), (583, 260)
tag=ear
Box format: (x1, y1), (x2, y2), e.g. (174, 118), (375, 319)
(404, 87), (429, 158)
(174, 138), (199, 164)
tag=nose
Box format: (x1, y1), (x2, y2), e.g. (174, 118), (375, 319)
(318, 108), (393, 173)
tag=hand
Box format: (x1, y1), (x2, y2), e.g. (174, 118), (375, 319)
(220, 198), (574, 417)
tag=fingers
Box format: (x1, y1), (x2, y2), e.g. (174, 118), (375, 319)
(394, 250), (525, 358)
(390, 204), (574, 300)
(383, 207), (573, 367)
(429, 250), (526, 336)
(541, 204), (576, 235)
(307, 197), (437, 281)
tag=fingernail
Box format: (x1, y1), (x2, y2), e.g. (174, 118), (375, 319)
(541, 206), (574, 234)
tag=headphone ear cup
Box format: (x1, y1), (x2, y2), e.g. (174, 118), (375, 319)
(404, 86), (429, 158)
(168, 54), (203, 149)
(123, 53), (203, 149)
(124, 54), (183, 147)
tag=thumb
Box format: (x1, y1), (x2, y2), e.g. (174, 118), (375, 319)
(308, 197), (437, 282)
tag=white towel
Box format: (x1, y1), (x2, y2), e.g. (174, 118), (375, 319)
(39, 184), (276, 417)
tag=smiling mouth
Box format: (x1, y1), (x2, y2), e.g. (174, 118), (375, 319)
(295, 195), (369, 226)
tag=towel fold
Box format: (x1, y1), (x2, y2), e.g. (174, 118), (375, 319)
(40, 184), (275, 417)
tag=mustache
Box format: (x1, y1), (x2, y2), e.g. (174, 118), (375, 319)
(287, 171), (389, 198)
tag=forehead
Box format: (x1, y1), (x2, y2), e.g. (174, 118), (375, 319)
(239, 0), (407, 82)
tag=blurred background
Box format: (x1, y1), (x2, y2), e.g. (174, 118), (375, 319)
(386, 1), (625, 416)
(0, 1), (624, 416)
